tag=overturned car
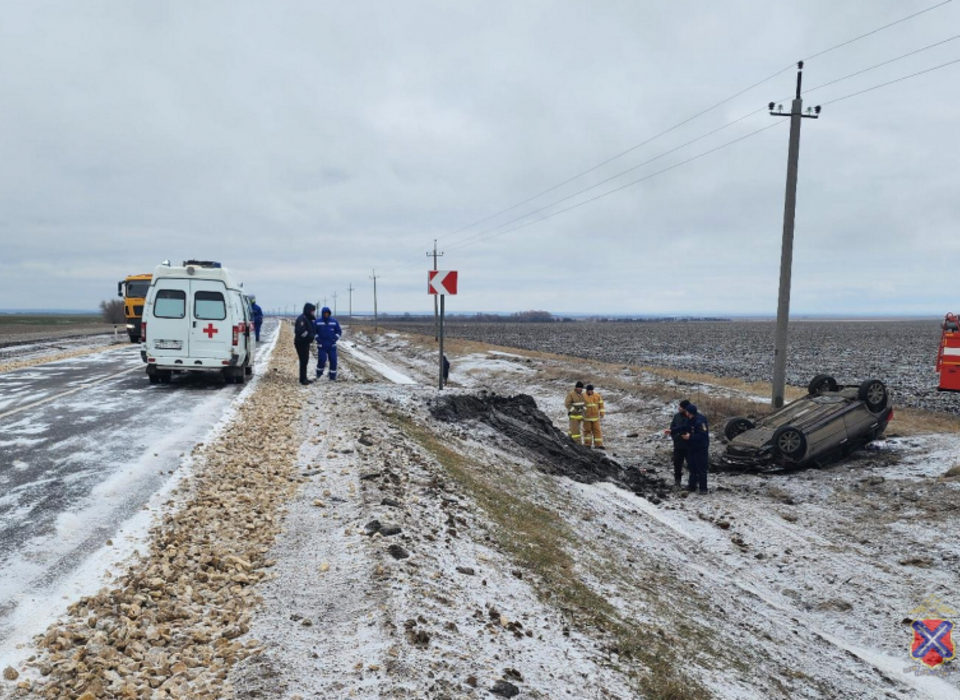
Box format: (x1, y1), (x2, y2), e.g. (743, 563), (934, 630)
(721, 374), (893, 470)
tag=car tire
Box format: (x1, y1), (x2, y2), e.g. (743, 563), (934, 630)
(148, 373), (159, 385)
(234, 369), (246, 385)
(858, 379), (888, 412)
(772, 425), (807, 461)
(724, 417), (755, 441)
(808, 374), (838, 395)
(245, 365), (253, 376)
(159, 371), (172, 384)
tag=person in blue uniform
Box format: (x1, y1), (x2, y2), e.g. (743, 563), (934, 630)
(250, 297), (264, 341)
(294, 303), (317, 385)
(314, 306), (343, 380)
(681, 403), (710, 494)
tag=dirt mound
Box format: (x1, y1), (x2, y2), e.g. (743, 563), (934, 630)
(431, 392), (667, 501)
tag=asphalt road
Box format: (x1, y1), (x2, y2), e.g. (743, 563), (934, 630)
(0, 320), (278, 655)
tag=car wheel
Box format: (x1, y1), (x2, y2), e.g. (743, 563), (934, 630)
(858, 379), (888, 412)
(772, 425), (807, 460)
(234, 369), (245, 385)
(724, 417), (755, 441)
(159, 371), (172, 384)
(148, 373), (159, 385)
(808, 374), (838, 395)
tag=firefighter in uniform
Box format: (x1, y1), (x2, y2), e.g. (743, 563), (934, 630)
(564, 381), (586, 444)
(681, 403), (710, 494)
(582, 384), (606, 449)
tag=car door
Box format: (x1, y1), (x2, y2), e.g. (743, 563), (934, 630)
(147, 279), (190, 359)
(190, 280), (230, 359)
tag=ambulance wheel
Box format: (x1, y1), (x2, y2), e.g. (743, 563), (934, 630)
(223, 370), (234, 385)
(245, 365), (253, 376)
(159, 371), (172, 384)
(858, 379), (888, 412)
(808, 374), (838, 395)
(148, 373), (159, 385)
(234, 369), (246, 385)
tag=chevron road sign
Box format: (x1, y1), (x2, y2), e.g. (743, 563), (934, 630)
(428, 270), (458, 295)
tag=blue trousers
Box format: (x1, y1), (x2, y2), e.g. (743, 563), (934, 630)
(687, 448), (709, 492)
(254, 320), (262, 341)
(316, 345), (338, 379)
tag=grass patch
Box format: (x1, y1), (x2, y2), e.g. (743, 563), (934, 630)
(391, 413), (712, 699)
(943, 464), (960, 479)
(0, 314), (102, 326)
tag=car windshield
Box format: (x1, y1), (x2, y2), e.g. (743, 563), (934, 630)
(126, 280), (151, 298)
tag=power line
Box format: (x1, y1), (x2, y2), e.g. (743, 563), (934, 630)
(804, 33), (960, 95)
(445, 34), (960, 254)
(446, 121), (787, 253)
(820, 56), (960, 105)
(448, 107), (769, 250)
(446, 55), (960, 254)
(804, 0), (953, 62)
(432, 0), (954, 246)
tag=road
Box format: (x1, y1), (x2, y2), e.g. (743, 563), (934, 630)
(0, 320), (278, 661)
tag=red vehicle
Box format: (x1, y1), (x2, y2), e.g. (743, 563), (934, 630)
(936, 313), (960, 392)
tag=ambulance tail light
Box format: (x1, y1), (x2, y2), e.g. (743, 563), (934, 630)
(232, 325), (239, 346)
(141, 322), (147, 343)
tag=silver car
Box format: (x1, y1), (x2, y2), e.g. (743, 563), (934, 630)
(721, 374), (893, 470)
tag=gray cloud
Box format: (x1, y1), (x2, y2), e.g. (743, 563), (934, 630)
(1, 0), (957, 315)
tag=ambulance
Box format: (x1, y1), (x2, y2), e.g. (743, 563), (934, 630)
(141, 260), (255, 385)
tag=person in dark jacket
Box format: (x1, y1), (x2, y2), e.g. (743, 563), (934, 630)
(663, 399), (691, 487)
(681, 403), (710, 494)
(294, 303), (317, 385)
(314, 306), (342, 380)
(250, 297), (264, 342)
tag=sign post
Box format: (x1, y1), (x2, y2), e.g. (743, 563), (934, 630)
(428, 270), (458, 390)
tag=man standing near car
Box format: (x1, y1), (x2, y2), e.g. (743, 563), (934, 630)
(294, 303), (317, 385)
(314, 306), (342, 380)
(664, 399), (691, 487)
(681, 403), (710, 494)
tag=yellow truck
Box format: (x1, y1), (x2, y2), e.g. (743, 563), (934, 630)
(117, 273), (153, 343)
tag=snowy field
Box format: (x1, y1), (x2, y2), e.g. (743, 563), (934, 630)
(384, 319), (957, 413)
(2, 321), (958, 699)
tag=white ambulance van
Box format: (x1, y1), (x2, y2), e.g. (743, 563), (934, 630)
(141, 260), (255, 385)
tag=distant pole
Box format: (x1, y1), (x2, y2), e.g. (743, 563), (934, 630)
(439, 295), (445, 390)
(348, 283), (354, 319)
(332, 291), (338, 317)
(370, 270), (379, 332)
(427, 239), (444, 342)
(769, 62), (820, 408)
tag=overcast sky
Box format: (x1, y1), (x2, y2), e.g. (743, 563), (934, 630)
(1, 0), (958, 315)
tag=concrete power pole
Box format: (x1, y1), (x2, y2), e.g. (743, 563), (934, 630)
(427, 239), (444, 341)
(370, 270), (379, 332)
(348, 283), (354, 319)
(332, 292), (338, 317)
(769, 61), (820, 408)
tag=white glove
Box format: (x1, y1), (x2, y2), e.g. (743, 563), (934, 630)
(300, 331), (308, 338)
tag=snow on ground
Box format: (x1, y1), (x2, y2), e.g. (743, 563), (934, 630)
(0, 323), (281, 677)
(3, 323), (958, 698)
(270, 326), (958, 697)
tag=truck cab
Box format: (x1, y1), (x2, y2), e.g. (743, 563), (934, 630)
(117, 273), (153, 342)
(141, 261), (255, 385)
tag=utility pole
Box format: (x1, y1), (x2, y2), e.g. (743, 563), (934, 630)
(427, 239), (444, 341)
(332, 292), (338, 317)
(769, 61), (820, 408)
(348, 284), (354, 319)
(370, 270), (379, 332)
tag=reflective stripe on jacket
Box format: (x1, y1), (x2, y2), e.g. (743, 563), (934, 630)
(583, 391), (604, 421)
(565, 390), (586, 418)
